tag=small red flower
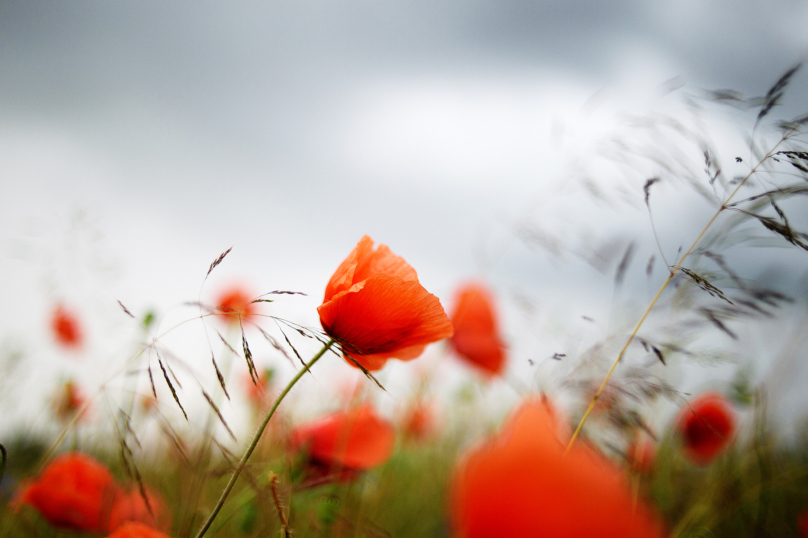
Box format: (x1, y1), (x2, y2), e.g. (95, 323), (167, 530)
(290, 404), (395, 480)
(15, 452), (119, 532)
(215, 285), (256, 326)
(798, 509), (808, 538)
(51, 304), (84, 349)
(401, 402), (435, 441)
(108, 487), (171, 532)
(451, 399), (663, 538)
(106, 521), (171, 538)
(449, 282), (506, 376)
(318, 236), (453, 371)
(52, 380), (87, 422)
(676, 392), (736, 465)
(243, 368), (274, 407)
(626, 435), (656, 474)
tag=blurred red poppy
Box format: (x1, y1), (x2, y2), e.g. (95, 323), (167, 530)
(241, 367), (276, 409)
(290, 404), (395, 480)
(401, 402), (435, 441)
(108, 487), (171, 532)
(215, 285), (256, 325)
(451, 399), (663, 538)
(106, 521), (171, 538)
(52, 380), (88, 422)
(15, 452), (119, 532)
(318, 236), (453, 371)
(798, 509), (808, 538)
(676, 392), (736, 465)
(51, 304), (83, 349)
(626, 435), (656, 474)
(449, 282), (506, 376)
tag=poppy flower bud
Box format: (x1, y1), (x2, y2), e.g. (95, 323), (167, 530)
(290, 404), (395, 482)
(449, 282), (506, 376)
(451, 399), (663, 538)
(15, 452), (119, 533)
(318, 236), (453, 371)
(676, 392), (736, 465)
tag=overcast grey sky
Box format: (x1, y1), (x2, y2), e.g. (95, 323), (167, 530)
(2, 1), (808, 436)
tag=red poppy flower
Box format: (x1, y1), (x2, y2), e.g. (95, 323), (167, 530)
(243, 368), (274, 407)
(52, 380), (88, 422)
(15, 452), (119, 532)
(676, 392), (736, 465)
(51, 304), (83, 349)
(798, 509), (808, 538)
(318, 236), (453, 371)
(108, 487), (171, 532)
(449, 282), (506, 376)
(290, 404), (395, 479)
(106, 521), (171, 538)
(401, 402), (435, 441)
(451, 399), (663, 538)
(215, 285), (256, 325)
(626, 435), (656, 474)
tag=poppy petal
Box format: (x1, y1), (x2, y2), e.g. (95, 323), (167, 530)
(345, 344), (427, 372)
(291, 405), (395, 470)
(319, 274), (453, 356)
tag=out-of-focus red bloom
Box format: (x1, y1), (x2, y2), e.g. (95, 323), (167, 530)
(451, 399), (663, 538)
(106, 521), (171, 538)
(52, 380), (87, 422)
(626, 435), (656, 474)
(108, 487), (171, 532)
(449, 282), (506, 376)
(798, 509), (808, 538)
(318, 236), (453, 372)
(242, 368), (274, 406)
(51, 304), (84, 349)
(215, 285), (256, 326)
(676, 392), (736, 465)
(15, 452), (119, 532)
(290, 404), (395, 480)
(401, 402), (435, 441)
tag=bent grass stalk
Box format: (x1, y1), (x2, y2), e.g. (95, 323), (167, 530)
(194, 339), (334, 538)
(565, 128), (798, 455)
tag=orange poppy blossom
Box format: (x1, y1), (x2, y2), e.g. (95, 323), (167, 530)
(106, 521), (171, 538)
(676, 391), (736, 465)
(108, 486), (171, 532)
(451, 398), (663, 538)
(214, 284), (257, 326)
(15, 452), (119, 532)
(289, 404), (395, 482)
(51, 304), (84, 349)
(317, 236), (453, 371)
(449, 282), (506, 376)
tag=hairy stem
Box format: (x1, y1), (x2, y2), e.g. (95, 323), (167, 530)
(565, 130), (795, 454)
(194, 339), (334, 538)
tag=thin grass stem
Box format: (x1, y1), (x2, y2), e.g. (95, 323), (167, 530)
(194, 339), (334, 538)
(565, 127), (797, 454)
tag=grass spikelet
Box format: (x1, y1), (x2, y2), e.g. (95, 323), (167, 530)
(117, 300), (135, 318)
(206, 246), (233, 278)
(211, 355), (230, 400)
(202, 389), (236, 441)
(158, 356), (187, 421)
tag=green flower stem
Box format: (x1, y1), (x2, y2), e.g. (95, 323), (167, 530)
(195, 339), (334, 538)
